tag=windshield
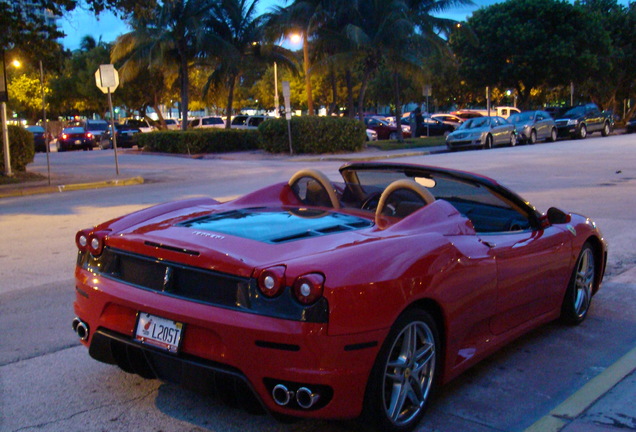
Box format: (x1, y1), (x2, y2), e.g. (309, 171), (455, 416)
(509, 112), (534, 123)
(564, 106), (585, 117)
(459, 117), (490, 129)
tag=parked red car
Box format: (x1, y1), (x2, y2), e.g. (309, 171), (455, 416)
(73, 162), (606, 431)
(364, 117), (411, 140)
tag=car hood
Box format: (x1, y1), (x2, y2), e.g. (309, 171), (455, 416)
(98, 198), (473, 277)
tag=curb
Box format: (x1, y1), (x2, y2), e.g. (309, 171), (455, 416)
(0, 176), (145, 199)
(524, 345), (636, 432)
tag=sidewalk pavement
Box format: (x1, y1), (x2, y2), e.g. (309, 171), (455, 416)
(1, 145), (635, 432)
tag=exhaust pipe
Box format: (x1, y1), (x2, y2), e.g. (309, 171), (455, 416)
(72, 317), (81, 332)
(73, 317), (89, 341)
(272, 384), (294, 406)
(296, 387), (320, 409)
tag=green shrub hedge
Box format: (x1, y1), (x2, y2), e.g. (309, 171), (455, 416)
(136, 129), (261, 154)
(0, 126), (35, 172)
(258, 116), (366, 154)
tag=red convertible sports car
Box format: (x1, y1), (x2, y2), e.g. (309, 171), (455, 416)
(73, 162), (606, 431)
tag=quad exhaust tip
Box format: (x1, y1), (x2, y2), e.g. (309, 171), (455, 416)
(272, 384), (293, 406)
(296, 387), (320, 409)
(72, 317), (89, 341)
(271, 384), (320, 409)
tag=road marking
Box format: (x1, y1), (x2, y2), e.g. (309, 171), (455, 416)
(524, 345), (636, 432)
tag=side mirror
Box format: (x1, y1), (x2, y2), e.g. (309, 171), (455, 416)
(545, 207), (571, 225)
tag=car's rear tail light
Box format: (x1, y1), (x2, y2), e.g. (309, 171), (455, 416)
(75, 229), (90, 252)
(87, 231), (108, 256)
(86, 132), (93, 139)
(258, 266), (286, 298)
(61, 134), (68, 140)
(292, 273), (325, 305)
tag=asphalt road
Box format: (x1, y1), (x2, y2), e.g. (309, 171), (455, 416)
(1, 134), (635, 432)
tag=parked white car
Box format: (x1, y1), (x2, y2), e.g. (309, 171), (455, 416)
(122, 118), (155, 133)
(190, 116), (225, 129)
(230, 115), (272, 129)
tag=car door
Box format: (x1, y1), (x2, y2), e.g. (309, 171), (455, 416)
(534, 111), (548, 140)
(586, 105), (604, 132)
(474, 209), (572, 335)
(491, 117), (508, 145)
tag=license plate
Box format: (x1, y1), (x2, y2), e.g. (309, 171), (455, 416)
(74, 140), (82, 145)
(135, 312), (184, 353)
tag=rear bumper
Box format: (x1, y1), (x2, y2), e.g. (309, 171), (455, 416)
(73, 267), (385, 419)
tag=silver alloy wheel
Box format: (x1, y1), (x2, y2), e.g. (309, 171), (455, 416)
(578, 124), (587, 139)
(573, 248), (595, 318)
(529, 130), (537, 144)
(550, 128), (557, 142)
(382, 321), (436, 427)
(510, 133), (517, 146)
(602, 122), (610, 136)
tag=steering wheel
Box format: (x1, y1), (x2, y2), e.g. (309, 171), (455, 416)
(361, 192), (382, 211)
(375, 179), (435, 227)
(288, 169), (341, 209)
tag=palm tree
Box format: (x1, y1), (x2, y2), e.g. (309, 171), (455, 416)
(111, 0), (213, 130)
(202, 0), (298, 127)
(265, 0), (336, 115)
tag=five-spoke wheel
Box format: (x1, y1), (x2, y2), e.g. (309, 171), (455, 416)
(561, 243), (596, 324)
(364, 309), (439, 432)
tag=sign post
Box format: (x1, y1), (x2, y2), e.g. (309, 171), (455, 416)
(423, 84), (432, 137)
(282, 81), (293, 155)
(95, 65), (120, 175)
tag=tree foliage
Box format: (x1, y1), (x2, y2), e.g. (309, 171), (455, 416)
(450, 0), (613, 108)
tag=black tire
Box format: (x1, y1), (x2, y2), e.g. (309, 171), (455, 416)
(362, 309), (440, 432)
(484, 135), (493, 149)
(577, 124), (587, 139)
(529, 130), (537, 144)
(548, 128), (557, 142)
(561, 242), (595, 325)
(389, 132), (398, 140)
(601, 121), (610, 137)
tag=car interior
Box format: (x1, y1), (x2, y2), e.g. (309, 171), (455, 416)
(288, 168), (535, 234)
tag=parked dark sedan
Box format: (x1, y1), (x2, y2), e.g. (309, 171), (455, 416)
(554, 103), (613, 139)
(99, 123), (141, 149)
(25, 125), (47, 152)
(508, 111), (558, 144)
(417, 117), (455, 137)
(58, 127), (94, 151)
(626, 117), (636, 134)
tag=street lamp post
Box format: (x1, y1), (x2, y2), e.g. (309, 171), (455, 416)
(1, 50), (11, 177)
(39, 60), (51, 185)
(301, 33), (313, 116)
(274, 62), (279, 117)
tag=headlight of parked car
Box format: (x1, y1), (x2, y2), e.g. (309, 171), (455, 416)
(567, 119), (579, 126)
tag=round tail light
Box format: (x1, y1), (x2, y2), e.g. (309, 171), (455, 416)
(292, 273), (325, 305)
(257, 266), (286, 298)
(87, 231), (107, 256)
(75, 229), (90, 252)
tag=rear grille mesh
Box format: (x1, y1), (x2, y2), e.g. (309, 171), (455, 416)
(87, 248), (251, 309)
(79, 247), (329, 322)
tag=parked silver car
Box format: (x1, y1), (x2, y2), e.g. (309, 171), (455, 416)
(508, 111), (557, 144)
(446, 116), (517, 150)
